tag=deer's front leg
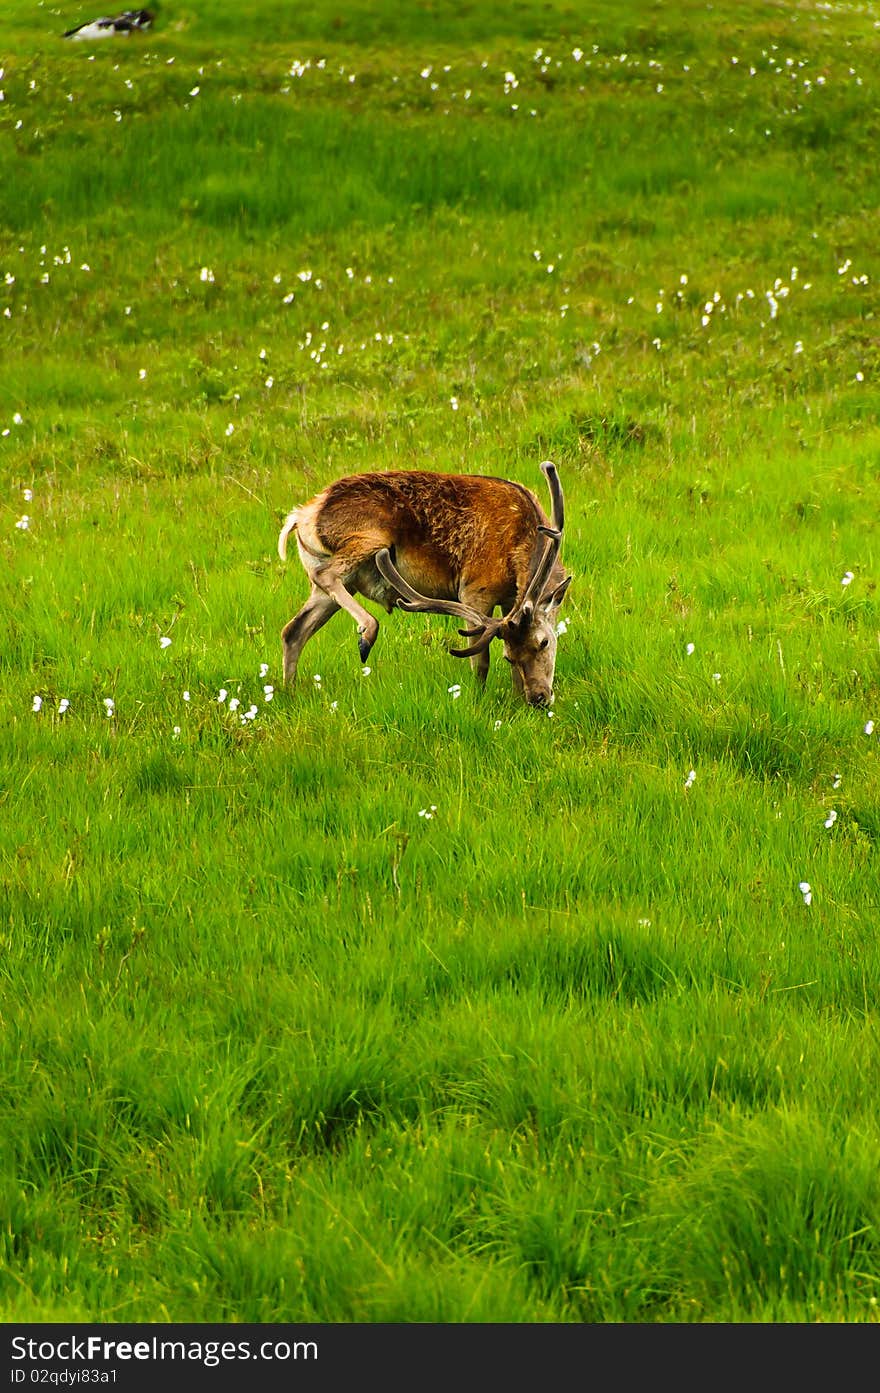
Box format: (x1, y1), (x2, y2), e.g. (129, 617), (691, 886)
(469, 651), (490, 686)
(459, 585), (497, 688)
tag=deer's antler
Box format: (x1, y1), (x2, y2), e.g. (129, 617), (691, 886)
(374, 462), (565, 660)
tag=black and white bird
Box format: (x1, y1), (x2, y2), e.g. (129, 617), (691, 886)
(62, 9), (155, 40)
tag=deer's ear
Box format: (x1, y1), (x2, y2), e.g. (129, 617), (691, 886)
(545, 576), (572, 609)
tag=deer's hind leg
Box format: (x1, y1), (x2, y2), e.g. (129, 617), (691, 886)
(282, 586), (340, 685)
(311, 555), (382, 663)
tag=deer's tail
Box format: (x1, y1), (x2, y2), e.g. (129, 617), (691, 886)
(277, 510), (299, 562)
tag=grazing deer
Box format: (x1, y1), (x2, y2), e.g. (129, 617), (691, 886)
(277, 460), (571, 706)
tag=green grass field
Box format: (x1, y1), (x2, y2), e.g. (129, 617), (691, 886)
(2, 0), (880, 1323)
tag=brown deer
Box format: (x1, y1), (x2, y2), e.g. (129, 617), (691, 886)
(277, 460), (571, 706)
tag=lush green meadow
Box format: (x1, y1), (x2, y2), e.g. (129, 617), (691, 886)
(2, 0), (880, 1323)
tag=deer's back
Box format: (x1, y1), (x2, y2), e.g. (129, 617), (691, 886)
(313, 470), (545, 560)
